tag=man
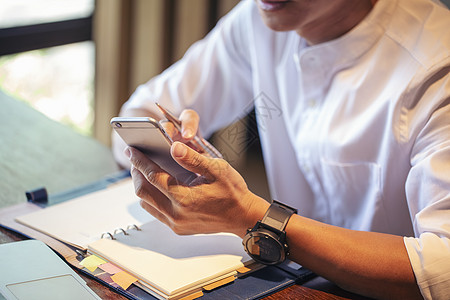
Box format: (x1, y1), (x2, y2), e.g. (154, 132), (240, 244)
(113, 0), (450, 298)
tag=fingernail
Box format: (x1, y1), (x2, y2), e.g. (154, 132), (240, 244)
(124, 147), (131, 159)
(172, 142), (187, 158)
(182, 129), (193, 139)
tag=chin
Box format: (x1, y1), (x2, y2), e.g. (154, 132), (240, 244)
(256, 4), (302, 32)
(260, 15), (297, 32)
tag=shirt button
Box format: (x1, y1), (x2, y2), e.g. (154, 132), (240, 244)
(301, 162), (311, 173)
(308, 99), (317, 108)
(300, 55), (317, 68)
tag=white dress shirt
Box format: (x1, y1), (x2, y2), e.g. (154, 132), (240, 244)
(124, 0), (450, 298)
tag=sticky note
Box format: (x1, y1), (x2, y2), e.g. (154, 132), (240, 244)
(111, 271), (137, 290)
(98, 262), (123, 275)
(80, 255), (107, 272)
(96, 272), (114, 285)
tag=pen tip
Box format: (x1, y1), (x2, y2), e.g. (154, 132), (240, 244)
(155, 102), (169, 115)
(154, 102), (163, 113)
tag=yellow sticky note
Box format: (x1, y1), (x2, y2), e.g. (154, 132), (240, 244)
(80, 255), (107, 272)
(111, 271), (137, 290)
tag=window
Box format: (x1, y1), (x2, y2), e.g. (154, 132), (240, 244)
(0, 0), (95, 135)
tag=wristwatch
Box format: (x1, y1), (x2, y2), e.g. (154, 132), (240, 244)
(242, 200), (297, 265)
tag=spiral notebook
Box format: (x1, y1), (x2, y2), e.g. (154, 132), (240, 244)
(15, 179), (255, 300)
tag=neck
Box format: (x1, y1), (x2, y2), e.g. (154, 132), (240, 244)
(297, 0), (377, 45)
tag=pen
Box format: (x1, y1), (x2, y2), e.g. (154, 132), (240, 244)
(155, 103), (223, 159)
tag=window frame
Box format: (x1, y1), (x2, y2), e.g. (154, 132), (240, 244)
(0, 16), (93, 56)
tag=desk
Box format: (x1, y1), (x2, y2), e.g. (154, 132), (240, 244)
(0, 90), (119, 209)
(0, 228), (370, 300)
(0, 90), (370, 299)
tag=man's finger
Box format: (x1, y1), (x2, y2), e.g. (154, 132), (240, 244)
(160, 120), (179, 140)
(170, 142), (224, 181)
(179, 109), (200, 140)
(140, 199), (172, 227)
(130, 164), (174, 214)
(127, 147), (174, 198)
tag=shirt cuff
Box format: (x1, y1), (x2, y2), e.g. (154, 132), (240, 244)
(404, 233), (450, 300)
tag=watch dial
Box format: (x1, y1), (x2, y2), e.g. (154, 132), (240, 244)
(246, 235), (282, 264)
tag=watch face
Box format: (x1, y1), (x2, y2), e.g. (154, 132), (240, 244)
(244, 232), (284, 265)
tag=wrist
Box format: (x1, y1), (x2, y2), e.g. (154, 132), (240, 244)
(242, 200), (297, 265)
(237, 192), (270, 238)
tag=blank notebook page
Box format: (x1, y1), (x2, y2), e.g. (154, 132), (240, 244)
(88, 220), (251, 296)
(16, 179), (154, 249)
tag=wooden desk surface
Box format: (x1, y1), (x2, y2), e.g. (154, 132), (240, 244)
(0, 90), (119, 209)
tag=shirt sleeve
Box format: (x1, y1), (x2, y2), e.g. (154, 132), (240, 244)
(404, 234), (450, 300)
(403, 62), (450, 300)
(123, 0), (255, 138)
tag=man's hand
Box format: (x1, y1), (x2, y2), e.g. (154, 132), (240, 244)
(125, 142), (269, 237)
(160, 109), (220, 157)
(160, 109), (200, 143)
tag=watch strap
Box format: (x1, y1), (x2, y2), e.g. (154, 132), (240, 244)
(261, 200), (297, 232)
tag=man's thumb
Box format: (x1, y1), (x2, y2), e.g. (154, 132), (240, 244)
(171, 142), (213, 178)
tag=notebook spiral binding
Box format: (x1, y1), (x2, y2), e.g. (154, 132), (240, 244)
(100, 224), (141, 240)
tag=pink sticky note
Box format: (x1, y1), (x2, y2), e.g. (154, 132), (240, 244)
(99, 262), (123, 275)
(111, 271), (137, 290)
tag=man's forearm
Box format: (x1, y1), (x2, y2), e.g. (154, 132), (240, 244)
(285, 215), (422, 299)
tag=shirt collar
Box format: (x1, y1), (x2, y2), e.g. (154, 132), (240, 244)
(295, 0), (398, 74)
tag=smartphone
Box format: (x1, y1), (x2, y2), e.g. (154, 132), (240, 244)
(110, 117), (196, 183)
